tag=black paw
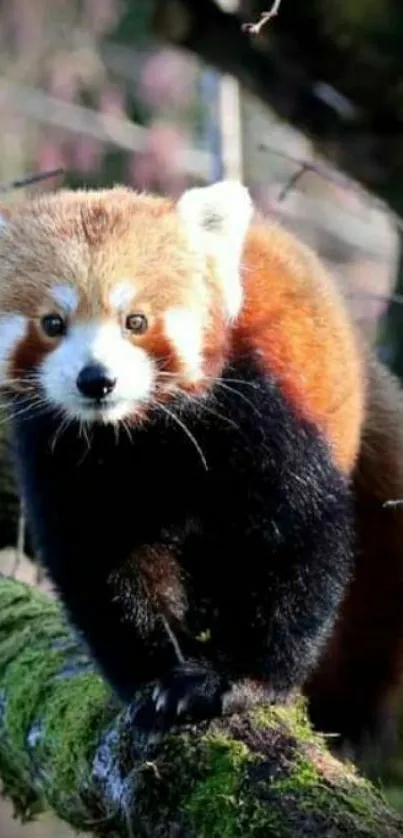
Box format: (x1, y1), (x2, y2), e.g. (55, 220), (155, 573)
(132, 662), (229, 732)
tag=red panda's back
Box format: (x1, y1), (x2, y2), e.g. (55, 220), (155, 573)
(234, 223), (366, 475)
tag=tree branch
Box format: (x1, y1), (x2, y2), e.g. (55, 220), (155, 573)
(242, 0), (282, 35)
(152, 0), (403, 213)
(0, 575), (402, 837)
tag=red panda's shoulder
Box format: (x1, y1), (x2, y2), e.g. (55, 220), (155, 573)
(232, 222), (367, 475)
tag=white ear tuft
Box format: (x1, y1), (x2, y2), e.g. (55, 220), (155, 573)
(176, 180), (254, 320)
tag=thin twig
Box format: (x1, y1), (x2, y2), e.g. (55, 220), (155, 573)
(161, 614), (185, 664)
(259, 143), (355, 199)
(0, 168), (64, 194)
(11, 498), (26, 578)
(260, 141), (403, 234)
(277, 163), (311, 202)
(242, 0), (282, 35)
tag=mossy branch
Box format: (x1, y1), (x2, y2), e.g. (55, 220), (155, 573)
(0, 575), (402, 837)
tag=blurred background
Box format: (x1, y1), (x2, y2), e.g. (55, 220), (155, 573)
(0, 0), (402, 834)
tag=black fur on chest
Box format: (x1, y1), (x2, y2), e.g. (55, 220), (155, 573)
(10, 356), (305, 566)
(9, 354), (352, 690)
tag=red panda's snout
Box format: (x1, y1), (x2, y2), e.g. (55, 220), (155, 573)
(39, 317), (157, 424)
(0, 301), (226, 426)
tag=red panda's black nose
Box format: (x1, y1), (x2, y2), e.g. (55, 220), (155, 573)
(76, 364), (116, 400)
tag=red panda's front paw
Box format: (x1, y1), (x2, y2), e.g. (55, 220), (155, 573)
(132, 662), (229, 732)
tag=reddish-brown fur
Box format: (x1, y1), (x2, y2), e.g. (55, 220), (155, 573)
(110, 544), (188, 627)
(11, 320), (49, 390)
(235, 223), (365, 473)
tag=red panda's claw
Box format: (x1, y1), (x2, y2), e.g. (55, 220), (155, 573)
(132, 663), (228, 733)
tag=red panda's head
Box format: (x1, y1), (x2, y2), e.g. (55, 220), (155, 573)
(0, 181), (253, 425)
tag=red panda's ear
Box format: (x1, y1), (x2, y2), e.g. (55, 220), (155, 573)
(176, 180), (253, 320)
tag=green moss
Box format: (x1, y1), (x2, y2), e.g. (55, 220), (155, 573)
(250, 695), (321, 747)
(271, 755), (320, 795)
(184, 732), (257, 838)
(0, 579), (68, 817)
(183, 728), (328, 838)
(0, 577), (114, 825)
(266, 744), (396, 837)
(3, 651), (61, 751)
(0, 577), (401, 838)
(36, 672), (113, 824)
(180, 698), (400, 838)
(383, 786), (403, 816)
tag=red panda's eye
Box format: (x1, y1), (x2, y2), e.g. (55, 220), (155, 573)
(125, 313), (148, 335)
(40, 313), (66, 338)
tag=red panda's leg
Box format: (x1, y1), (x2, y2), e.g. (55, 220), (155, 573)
(132, 431), (355, 732)
(132, 492), (354, 732)
(48, 560), (186, 704)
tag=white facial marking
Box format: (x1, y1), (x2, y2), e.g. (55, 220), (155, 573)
(0, 212), (9, 232)
(164, 308), (203, 383)
(40, 320), (155, 423)
(0, 314), (27, 385)
(176, 180), (254, 321)
(50, 285), (79, 314)
(109, 282), (135, 312)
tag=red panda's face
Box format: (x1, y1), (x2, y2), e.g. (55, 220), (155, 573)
(0, 182), (253, 426)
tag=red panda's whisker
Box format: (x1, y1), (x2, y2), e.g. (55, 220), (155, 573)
(113, 422), (119, 447)
(213, 381), (264, 419)
(200, 400), (241, 431)
(214, 378), (259, 389)
(0, 399), (49, 425)
(2, 377), (37, 389)
(16, 397), (51, 417)
(50, 414), (72, 454)
(1, 391), (44, 409)
(78, 421), (91, 452)
(202, 374), (258, 387)
(73, 422), (93, 466)
(158, 371), (258, 390)
(156, 403), (208, 471)
(174, 389), (241, 432)
(121, 419), (135, 446)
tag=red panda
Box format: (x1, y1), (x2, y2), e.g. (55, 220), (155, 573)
(0, 180), (379, 747)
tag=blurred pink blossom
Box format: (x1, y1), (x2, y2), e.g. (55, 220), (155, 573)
(71, 136), (103, 173)
(139, 51), (193, 110)
(5, 0), (45, 50)
(128, 121), (188, 197)
(46, 62), (79, 102)
(129, 154), (156, 192)
(35, 139), (66, 173)
(145, 121), (187, 171)
(84, 0), (118, 35)
(98, 86), (126, 118)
